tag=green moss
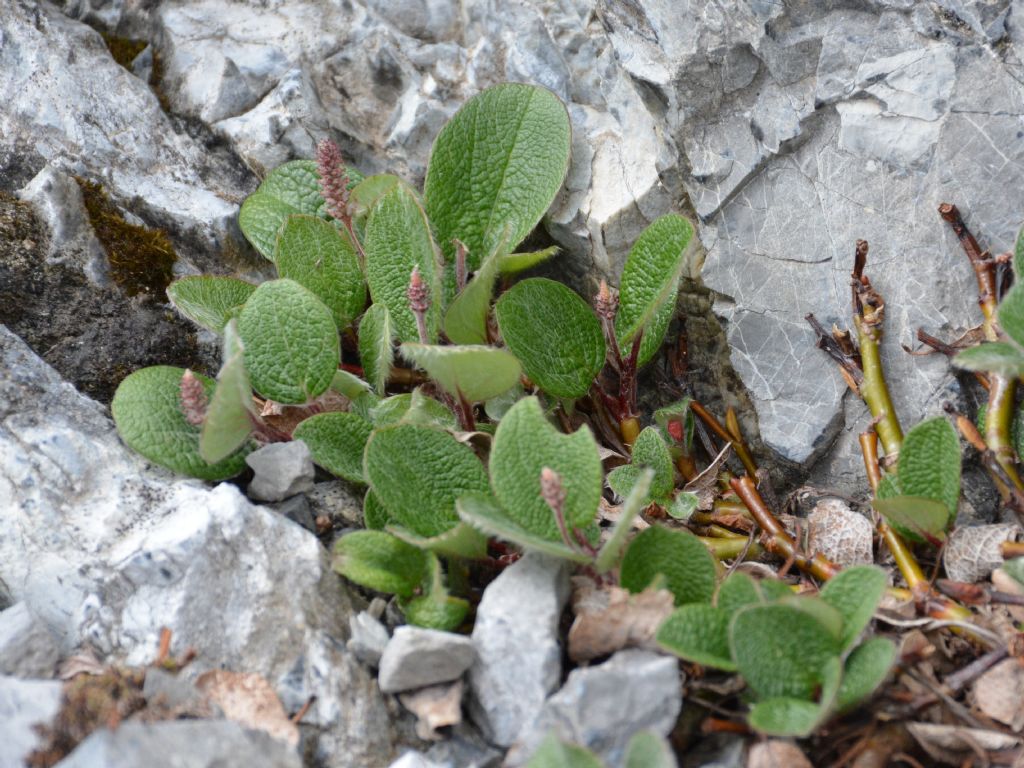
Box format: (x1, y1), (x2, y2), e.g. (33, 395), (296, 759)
(76, 178), (176, 297)
(100, 34), (148, 71)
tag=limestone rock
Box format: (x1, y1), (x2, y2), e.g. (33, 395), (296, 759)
(467, 554), (570, 747)
(0, 603), (61, 678)
(0, 326), (393, 768)
(0, 676), (63, 768)
(245, 441), (316, 502)
(377, 627), (475, 694)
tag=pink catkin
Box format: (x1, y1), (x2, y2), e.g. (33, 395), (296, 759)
(179, 370), (208, 426)
(315, 138), (350, 223)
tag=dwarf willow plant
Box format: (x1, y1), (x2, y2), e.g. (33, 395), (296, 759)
(657, 567), (896, 737)
(111, 83), (697, 630)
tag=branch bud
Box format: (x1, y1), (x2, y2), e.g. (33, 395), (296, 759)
(179, 369), (208, 426)
(594, 279), (618, 321)
(540, 466), (566, 515)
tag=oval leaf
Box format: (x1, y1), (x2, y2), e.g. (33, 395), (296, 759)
(358, 303), (395, 396)
(871, 496), (950, 544)
(364, 182), (442, 343)
(621, 526), (717, 606)
(607, 426), (674, 503)
(332, 530), (428, 598)
(656, 604), (735, 671)
(489, 396), (603, 539)
(401, 343), (521, 403)
(835, 637), (896, 713)
(364, 424), (490, 538)
(166, 276), (256, 335)
(275, 214), (366, 330)
(999, 283), (1024, 348)
(954, 342), (1024, 377)
(424, 83), (571, 268)
(456, 494), (593, 562)
(292, 412), (373, 484)
(237, 279), (340, 404)
(730, 603), (840, 700)
(199, 320), (256, 464)
(819, 565), (888, 650)
(898, 416), (961, 519)
(112, 366), (251, 480)
(615, 214), (693, 360)
(495, 278), (606, 399)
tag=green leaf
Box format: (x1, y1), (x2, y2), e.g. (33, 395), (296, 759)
(819, 565), (888, 650)
(237, 279), (340, 404)
(523, 734), (604, 768)
(595, 468), (654, 573)
(654, 397), (695, 453)
(424, 83), (572, 269)
(1003, 556), (1024, 587)
(872, 496), (950, 544)
(747, 698), (826, 738)
(875, 472), (901, 499)
(500, 246), (559, 275)
(495, 278), (606, 399)
(635, 290), (676, 367)
(387, 522), (488, 560)
(730, 603), (840, 700)
(292, 412), (373, 484)
(954, 342), (1024, 377)
(667, 492), (699, 520)
(608, 427), (674, 503)
(199, 320), (256, 464)
(274, 214), (366, 331)
(363, 490), (390, 530)
(780, 596), (844, 643)
(999, 284), (1024, 348)
(443, 235), (511, 345)
(364, 424), (490, 538)
(239, 160), (362, 260)
(364, 181), (442, 342)
(166, 276), (256, 334)
(484, 381), (525, 422)
(349, 173), (400, 220)
(898, 417), (960, 519)
(401, 343), (521, 403)
(620, 526), (717, 606)
(112, 366), (251, 480)
(489, 396), (603, 539)
(716, 572), (774, 615)
(329, 369), (372, 400)
(615, 214), (693, 359)
(332, 530), (429, 598)
(624, 732), (676, 768)
(358, 304), (395, 396)
(656, 604), (735, 671)
(456, 494), (593, 562)
(836, 637), (896, 714)
(1014, 222), (1024, 279)
(400, 591), (469, 631)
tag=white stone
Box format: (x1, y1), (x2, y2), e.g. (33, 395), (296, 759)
(377, 627), (475, 694)
(0, 676), (63, 768)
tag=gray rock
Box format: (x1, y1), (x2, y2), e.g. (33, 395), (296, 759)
(307, 480), (364, 528)
(0, 0), (250, 259)
(0, 676), (63, 768)
(506, 649), (683, 768)
(423, 723), (503, 768)
(468, 554), (570, 747)
(387, 752), (445, 768)
(142, 668), (212, 713)
(0, 603), (61, 678)
(0, 326), (393, 768)
(52, 720), (301, 768)
(378, 626), (475, 694)
(268, 494), (316, 533)
(246, 441), (316, 502)
(348, 611), (390, 668)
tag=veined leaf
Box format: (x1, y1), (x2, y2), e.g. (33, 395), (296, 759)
(954, 342), (1024, 377)
(731, 604), (840, 700)
(387, 521), (488, 560)
(656, 604), (735, 671)
(237, 279), (340, 404)
(363, 490), (391, 530)
(607, 427), (674, 504)
(523, 734), (604, 768)
(615, 214), (693, 363)
(358, 304), (395, 395)
(621, 526), (717, 606)
(443, 234), (509, 345)
(364, 181), (442, 342)
(333, 530), (428, 598)
(594, 468), (654, 573)
(364, 423), (490, 538)
(495, 278), (606, 399)
(1014, 222), (1024, 279)
(456, 494), (593, 562)
(329, 369), (372, 400)
(112, 366), (252, 480)
(836, 637), (896, 713)
(500, 246), (559, 275)
(275, 214), (366, 330)
(1000, 284), (1024, 348)
(747, 657), (841, 737)
(624, 731), (676, 768)
(399, 553), (469, 631)
(819, 565), (888, 650)
(871, 496), (950, 544)
(424, 83), (571, 268)
(897, 416), (960, 519)
(489, 397), (603, 540)
(199, 320), (256, 464)
(239, 160), (363, 260)
(292, 412), (373, 484)
(401, 343), (521, 402)
(368, 389), (457, 430)
(166, 276), (256, 334)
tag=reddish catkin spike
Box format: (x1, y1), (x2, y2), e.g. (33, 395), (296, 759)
(407, 265), (431, 344)
(594, 279), (618, 321)
(179, 370), (207, 426)
(315, 138), (351, 223)
(540, 467), (566, 515)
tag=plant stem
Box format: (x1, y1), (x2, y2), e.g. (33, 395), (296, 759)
(938, 203), (999, 335)
(690, 401), (758, 477)
(698, 536), (763, 561)
(859, 430), (883, 492)
(984, 372), (1024, 497)
(730, 476), (840, 581)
